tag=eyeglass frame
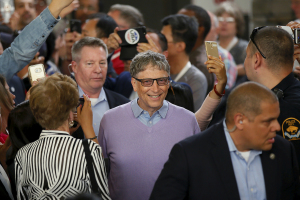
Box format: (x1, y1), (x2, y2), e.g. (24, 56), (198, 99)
(249, 26), (267, 59)
(217, 17), (235, 23)
(133, 77), (171, 87)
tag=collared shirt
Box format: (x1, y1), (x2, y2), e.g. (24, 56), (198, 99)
(0, 7), (60, 82)
(223, 120), (266, 200)
(131, 98), (168, 127)
(78, 86), (109, 136)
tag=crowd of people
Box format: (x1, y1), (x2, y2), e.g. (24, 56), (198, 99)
(0, 0), (300, 199)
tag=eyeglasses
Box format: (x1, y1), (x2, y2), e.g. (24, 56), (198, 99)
(133, 77), (171, 87)
(217, 17), (235, 23)
(250, 26), (266, 59)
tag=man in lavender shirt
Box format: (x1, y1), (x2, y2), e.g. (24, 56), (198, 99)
(98, 51), (200, 200)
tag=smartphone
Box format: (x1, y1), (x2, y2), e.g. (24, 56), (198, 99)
(28, 64), (46, 84)
(77, 97), (84, 109)
(117, 26), (148, 60)
(294, 28), (300, 44)
(205, 41), (219, 59)
(0, 0), (14, 24)
(70, 19), (82, 34)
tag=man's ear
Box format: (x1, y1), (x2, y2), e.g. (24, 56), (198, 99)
(131, 77), (137, 92)
(71, 61), (77, 73)
(163, 50), (168, 59)
(253, 52), (263, 71)
(175, 41), (186, 53)
(233, 113), (244, 130)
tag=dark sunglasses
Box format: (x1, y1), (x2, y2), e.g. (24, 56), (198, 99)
(250, 26), (266, 59)
(133, 77), (171, 87)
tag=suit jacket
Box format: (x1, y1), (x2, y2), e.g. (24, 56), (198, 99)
(72, 88), (129, 139)
(150, 123), (300, 200)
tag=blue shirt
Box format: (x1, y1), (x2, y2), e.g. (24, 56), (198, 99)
(78, 86), (109, 136)
(223, 120), (266, 200)
(131, 99), (168, 127)
(0, 7), (59, 82)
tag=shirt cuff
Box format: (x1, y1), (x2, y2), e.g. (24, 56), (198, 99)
(39, 7), (61, 30)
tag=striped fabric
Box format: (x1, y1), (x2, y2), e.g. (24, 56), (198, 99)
(15, 130), (111, 200)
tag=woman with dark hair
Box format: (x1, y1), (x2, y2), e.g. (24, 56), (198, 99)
(5, 101), (43, 199)
(215, 2), (248, 78)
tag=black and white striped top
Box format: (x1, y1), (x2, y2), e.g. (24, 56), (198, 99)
(15, 130), (111, 200)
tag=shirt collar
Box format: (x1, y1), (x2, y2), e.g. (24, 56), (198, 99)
(78, 85), (107, 104)
(40, 130), (70, 139)
(223, 119), (262, 155)
(271, 72), (295, 93)
(131, 98), (169, 118)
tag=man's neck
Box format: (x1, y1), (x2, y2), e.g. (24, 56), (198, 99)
(257, 70), (291, 90)
(80, 87), (102, 98)
(219, 35), (235, 49)
(168, 53), (190, 75)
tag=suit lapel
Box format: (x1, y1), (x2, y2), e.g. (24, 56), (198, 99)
(261, 150), (278, 200)
(210, 123), (240, 199)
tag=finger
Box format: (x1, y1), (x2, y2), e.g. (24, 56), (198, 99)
(145, 34), (158, 50)
(112, 33), (122, 44)
(77, 104), (82, 115)
(83, 94), (91, 108)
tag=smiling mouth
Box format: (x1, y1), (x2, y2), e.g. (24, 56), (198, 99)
(148, 94), (162, 98)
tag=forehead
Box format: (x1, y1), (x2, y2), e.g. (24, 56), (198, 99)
(79, 46), (106, 60)
(83, 19), (98, 29)
(254, 101), (280, 120)
(80, 0), (98, 6)
(161, 25), (172, 39)
(15, 0), (34, 4)
(136, 64), (168, 78)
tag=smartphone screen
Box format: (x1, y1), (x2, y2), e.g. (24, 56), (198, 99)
(0, 0), (15, 24)
(205, 41), (219, 59)
(28, 64), (46, 84)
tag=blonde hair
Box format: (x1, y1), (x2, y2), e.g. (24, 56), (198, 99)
(29, 73), (79, 130)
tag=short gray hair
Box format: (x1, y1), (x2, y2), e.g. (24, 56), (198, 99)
(109, 4), (144, 28)
(130, 51), (170, 77)
(71, 37), (108, 62)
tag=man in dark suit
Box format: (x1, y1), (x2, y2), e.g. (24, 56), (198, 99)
(70, 37), (129, 139)
(150, 82), (300, 200)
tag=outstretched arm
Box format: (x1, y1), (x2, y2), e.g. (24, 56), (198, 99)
(195, 55), (227, 131)
(0, 0), (75, 81)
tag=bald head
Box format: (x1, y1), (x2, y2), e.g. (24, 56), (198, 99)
(225, 82), (278, 123)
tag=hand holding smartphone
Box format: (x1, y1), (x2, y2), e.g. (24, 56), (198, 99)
(28, 64), (46, 85)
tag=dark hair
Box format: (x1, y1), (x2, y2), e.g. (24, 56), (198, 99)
(165, 82), (194, 112)
(161, 14), (198, 54)
(249, 26), (294, 71)
(183, 4), (211, 39)
(96, 15), (118, 38)
(7, 101), (42, 161)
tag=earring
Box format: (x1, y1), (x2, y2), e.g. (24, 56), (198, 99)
(69, 120), (74, 127)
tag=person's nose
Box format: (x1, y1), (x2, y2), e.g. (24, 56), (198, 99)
(94, 63), (102, 73)
(273, 120), (281, 132)
(151, 80), (160, 92)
